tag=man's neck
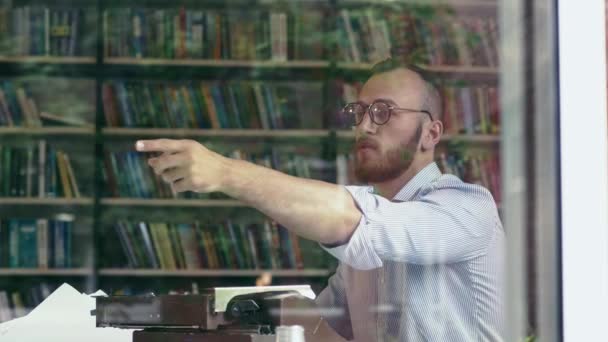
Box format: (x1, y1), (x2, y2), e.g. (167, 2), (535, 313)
(372, 156), (434, 199)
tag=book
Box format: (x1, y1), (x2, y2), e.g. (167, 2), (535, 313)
(39, 112), (93, 128)
(17, 220), (37, 268)
(0, 81), (93, 127)
(437, 147), (501, 203)
(0, 283), (61, 322)
(0, 143), (80, 197)
(335, 8), (498, 67)
(109, 220), (333, 270)
(0, 219), (74, 268)
(103, 80), (323, 129)
(440, 85), (500, 135)
(0, 6), (94, 58)
(103, 7), (324, 61)
(103, 147), (336, 198)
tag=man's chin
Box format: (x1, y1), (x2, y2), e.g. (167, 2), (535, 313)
(354, 161), (411, 184)
(355, 148), (378, 164)
(354, 164), (380, 183)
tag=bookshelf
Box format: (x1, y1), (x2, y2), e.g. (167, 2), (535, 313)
(0, 268), (92, 276)
(0, 0), (501, 320)
(0, 56), (96, 64)
(336, 130), (500, 142)
(102, 128), (335, 143)
(98, 269), (331, 277)
(338, 63), (499, 77)
(104, 58), (330, 68)
(0, 127), (94, 145)
(0, 198), (94, 218)
(0, 198), (93, 205)
(101, 198), (244, 207)
(0, 127), (94, 135)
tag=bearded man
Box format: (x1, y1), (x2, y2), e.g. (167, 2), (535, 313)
(135, 59), (505, 342)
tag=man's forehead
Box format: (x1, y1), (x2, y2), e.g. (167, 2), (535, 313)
(358, 72), (425, 105)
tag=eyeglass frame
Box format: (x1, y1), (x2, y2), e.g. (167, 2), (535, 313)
(342, 99), (434, 126)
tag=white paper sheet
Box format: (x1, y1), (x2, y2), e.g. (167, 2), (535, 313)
(0, 283), (136, 342)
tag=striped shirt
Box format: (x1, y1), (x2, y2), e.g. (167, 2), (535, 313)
(316, 162), (505, 341)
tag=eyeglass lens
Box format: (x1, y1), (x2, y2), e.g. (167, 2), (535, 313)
(344, 102), (391, 125)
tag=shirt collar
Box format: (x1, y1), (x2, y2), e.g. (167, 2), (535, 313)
(389, 162), (442, 202)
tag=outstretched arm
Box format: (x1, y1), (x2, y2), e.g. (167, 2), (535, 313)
(136, 139), (361, 245)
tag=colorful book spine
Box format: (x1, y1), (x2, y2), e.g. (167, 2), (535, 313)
(103, 8), (324, 61)
(0, 283), (57, 322)
(109, 220), (333, 270)
(336, 8), (498, 67)
(437, 149), (501, 203)
(0, 219), (74, 268)
(0, 6), (93, 57)
(0, 143), (80, 198)
(103, 148), (336, 198)
(0, 81), (92, 127)
(441, 85), (500, 135)
(102, 80), (323, 129)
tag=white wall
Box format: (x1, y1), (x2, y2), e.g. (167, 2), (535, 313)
(559, 0), (608, 340)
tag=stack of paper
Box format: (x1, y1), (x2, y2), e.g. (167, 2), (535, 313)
(0, 283), (135, 342)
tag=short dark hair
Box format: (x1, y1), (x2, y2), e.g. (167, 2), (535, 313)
(370, 58), (443, 121)
(371, 58), (431, 81)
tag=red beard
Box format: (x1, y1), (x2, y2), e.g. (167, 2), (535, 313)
(354, 125), (422, 184)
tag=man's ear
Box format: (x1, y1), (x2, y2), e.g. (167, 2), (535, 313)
(421, 120), (443, 151)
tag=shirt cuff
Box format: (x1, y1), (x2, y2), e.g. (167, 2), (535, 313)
(320, 186), (383, 270)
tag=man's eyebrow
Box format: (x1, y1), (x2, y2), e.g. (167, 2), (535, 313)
(376, 98), (398, 105)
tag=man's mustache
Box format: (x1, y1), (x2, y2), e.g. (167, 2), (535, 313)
(355, 138), (379, 150)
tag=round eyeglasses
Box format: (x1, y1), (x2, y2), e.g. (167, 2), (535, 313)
(342, 100), (433, 126)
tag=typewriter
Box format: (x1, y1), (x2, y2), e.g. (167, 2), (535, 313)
(94, 286), (325, 342)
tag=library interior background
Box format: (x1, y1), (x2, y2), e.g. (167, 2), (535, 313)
(0, 0), (560, 340)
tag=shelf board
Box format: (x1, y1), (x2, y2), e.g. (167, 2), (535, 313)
(98, 268), (331, 277)
(101, 198), (245, 207)
(338, 62), (498, 73)
(337, 63), (499, 81)
(0, 197), (94, 206)
(0, 198), (94, 218)
(337, 0), (497, 10)
(442, 134), (500, 143)
(100, 58), (330, 80)
(0, 57), (98, 77)
(336, 130), (500, 143)
(103, 128), (499, 143)
(99, 0), (332, 8)
(100, 198), (263, 222)
(423, 65), (499, 75)
(104, 58), (329, 68)
(0, 126), (94, 136)
(0, 268), (92, 276)
(103, 128), (332, 139)
(0, 56), (96, 64)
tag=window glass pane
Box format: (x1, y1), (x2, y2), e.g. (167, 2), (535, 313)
(0, 1), (561, 341)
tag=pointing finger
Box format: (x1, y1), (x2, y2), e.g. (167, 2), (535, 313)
(135, 139), (188, 153)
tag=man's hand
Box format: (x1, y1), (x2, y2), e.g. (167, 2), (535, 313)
(135, 139), (231, 193)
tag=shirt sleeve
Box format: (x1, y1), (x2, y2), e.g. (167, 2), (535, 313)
(314, 264), (354, 340)
(322, 184), (499, 269)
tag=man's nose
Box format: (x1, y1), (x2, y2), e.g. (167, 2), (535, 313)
(357, 109), (377, 134)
